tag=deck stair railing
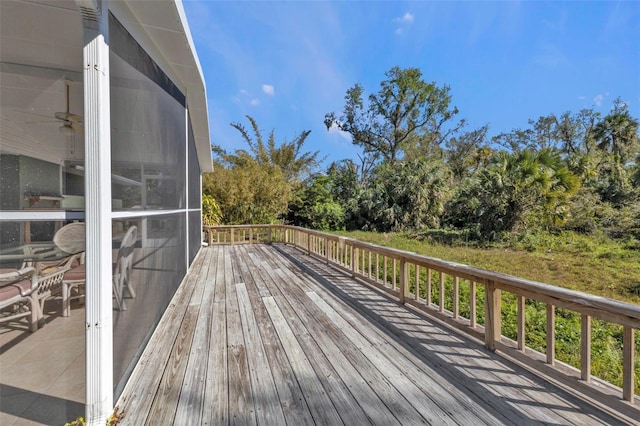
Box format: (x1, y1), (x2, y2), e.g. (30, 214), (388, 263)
(203, 224), (640, 412)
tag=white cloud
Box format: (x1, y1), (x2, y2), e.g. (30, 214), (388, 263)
(262, 84), (275, 96)
(594, 94), (604, 107)
(250, 99), (260, 106)
(328, 122), (352, 142)
(577, 96), (586, 100)
(394, 12), (414, 24)
(240, 89), (248, 95)
(393, 12), (414, 36)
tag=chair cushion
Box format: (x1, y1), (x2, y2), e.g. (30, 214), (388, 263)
(0, 279), (32, 302)
(64, 264), (86, 281)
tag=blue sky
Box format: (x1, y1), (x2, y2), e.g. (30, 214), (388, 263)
(183, 1), (640, 166)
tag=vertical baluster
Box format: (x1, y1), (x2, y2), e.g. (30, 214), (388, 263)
(517, 296), (525, 352)
(453, 276), (459, 320)
(415, 265), (421, 301)
(623, 326), (635, 402)
(470, 281), (476, 328)
(384, 256), (388, 288)
(426, 269), (432, 307)
(399, 258), (407, 304)
(392, 258), (397, 291)
(581, 314), (591, 383)
(546, 304), (555, 366)
(439, 272), (445, 313)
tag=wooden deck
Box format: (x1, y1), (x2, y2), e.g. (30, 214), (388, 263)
(117, 244), (631, 425)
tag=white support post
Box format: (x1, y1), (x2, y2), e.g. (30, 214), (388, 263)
(76, 1), (113, 424)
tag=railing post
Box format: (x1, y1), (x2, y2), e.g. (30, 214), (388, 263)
(268, 226), (272, 244)
(623, 326), (635, 402)
(230, 227), (234, 245)
(484, 279), (501, 351)
(546, 304), (556, 365)
(249, 227), (253, 244)
(399, 258), (407, 304)
(581, 314), (591, 382)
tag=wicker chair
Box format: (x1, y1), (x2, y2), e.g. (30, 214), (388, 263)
(62, 224), (138, 315)
(112, 225), (138, 311)
(0, 267), (38, 331)
(0, 266), (68, 330)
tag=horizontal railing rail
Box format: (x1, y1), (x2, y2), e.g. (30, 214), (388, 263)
(203, 224), (639, 413)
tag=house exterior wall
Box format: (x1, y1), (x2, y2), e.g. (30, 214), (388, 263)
(0, 1), (209, 423)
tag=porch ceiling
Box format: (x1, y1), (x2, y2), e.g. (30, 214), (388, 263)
(0, 0), (212, 172)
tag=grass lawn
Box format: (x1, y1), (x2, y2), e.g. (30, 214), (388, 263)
(337, 230), (640, 306)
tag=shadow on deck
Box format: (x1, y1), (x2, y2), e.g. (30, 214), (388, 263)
(116, 244), (634, 425)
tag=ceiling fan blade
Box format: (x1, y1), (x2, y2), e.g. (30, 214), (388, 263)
(55, 111), (83, 124)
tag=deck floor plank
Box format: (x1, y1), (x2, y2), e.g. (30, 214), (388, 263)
(233, 246), (317, 426)
(144, 248), (213, 425)
(225, 249), (256, 426)
(236, 282), (287, 425)
(117, 246), (207, 425)
(245, 249), (375, 426)
(277, 244), (621, 426)
(117, 244), (628, 426)
(265, 247), (494, 426)
(268, 267), (403, 426)
(175, 248), (216, 424)
(262, 296), (345, 426)
(203, 246), (228, 425)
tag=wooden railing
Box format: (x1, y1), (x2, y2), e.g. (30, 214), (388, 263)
(204, 224), (640, 410)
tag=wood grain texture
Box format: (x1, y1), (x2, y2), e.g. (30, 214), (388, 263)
(116, 244), (635, 425)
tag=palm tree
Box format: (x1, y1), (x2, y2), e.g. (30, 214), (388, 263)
(475, 148), (580, 234)
(229, 115), (321, 183)
(593, 98), (639, 165)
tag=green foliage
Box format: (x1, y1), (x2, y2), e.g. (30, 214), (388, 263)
(204, 160), (289, 224)
(325, 66), (461, 163)
(445, 148), (580, 239)
(202, 193), (222, 226)
(287, 174), (345, 230)
(204, 115), (319, 224)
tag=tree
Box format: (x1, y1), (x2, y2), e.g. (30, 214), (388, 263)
(445, 125), (490, 181)
(225, 115), (321, 184)
(325, 66), (461, 163)
(202, 194), (222, 226)
(445, 148), (580, 238)
(286, 174), (345, 230)
(204, 116), (320, 224)
(203, 160), (289, 224)
(593, 98), (639, 166)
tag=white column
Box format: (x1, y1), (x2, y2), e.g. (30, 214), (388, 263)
(76, 1), (113, 424)
(185, 108), (189, 267)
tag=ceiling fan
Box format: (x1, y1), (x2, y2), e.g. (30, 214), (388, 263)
(55, 81), (83, 135)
